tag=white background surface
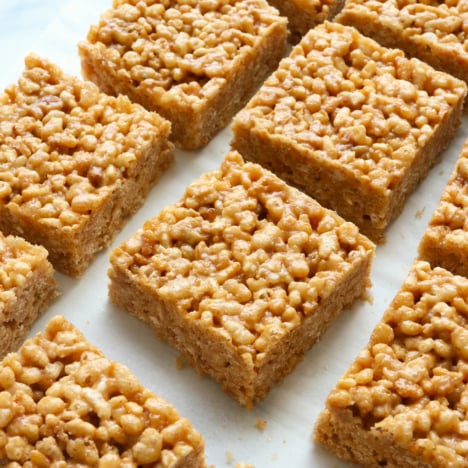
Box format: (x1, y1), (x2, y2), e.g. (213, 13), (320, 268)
(1, 1), (467, 466)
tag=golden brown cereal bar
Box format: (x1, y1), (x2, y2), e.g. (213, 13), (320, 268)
(0, 54), (174, 277)
(336, 0), (468, 87)
(418, 137), (468, 278)
(231, 21), (467, 243)
(108, 151), (375, 408)
(78, 0), (288, 150)
(0, 233), (56, 359)
(314, 260), (468, 468)
(0, 315), (206, 467)
(267, 0), (345, 42)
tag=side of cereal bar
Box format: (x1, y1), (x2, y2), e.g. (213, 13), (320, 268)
(267, 0), (345, 42)
(418, 137), (468, 278)
(336, 0), (468, 86)
(0, 315), (206, 466)
(314, 260), (468, 467)
(231, 21), (467, 242)
(0, 233), (56, 359)
(0, 54), (174, 277)
(109, 151), (375, 407)
(78, 0), (288, 149)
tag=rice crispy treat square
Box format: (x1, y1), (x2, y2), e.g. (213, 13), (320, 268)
(231, 21), (467, 243)
(78, 0), (288, 150)
(314, 260), (468, 467)
(418, 137), (468, 278)
(0, 54), (174, 277)
(0, 315), (206, 467)
(0, 232), (56, 359)
(336, 0), (468, 87)
(267, 0), (345, 42)
(108, 150), (375, 408)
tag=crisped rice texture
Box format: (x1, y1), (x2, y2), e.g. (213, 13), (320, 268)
(231, 21), (466, 242)
(0, 54), (174, 276)
(336, 0), (468, 87)
(109, 151), (375, 407)
(315, 261), (468, 468)
(0, 232), (56, 358)
(79, 0), (288, 149)
(419, 137), (468, 278)
(0, 315), (206, 467)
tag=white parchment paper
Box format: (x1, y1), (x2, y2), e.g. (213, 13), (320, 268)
(1, 1), (467, 466)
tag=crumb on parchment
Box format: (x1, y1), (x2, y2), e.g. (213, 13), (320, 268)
(415, 207), (426, 219)
(255, 418), (268, 431)
(176, 354), (185, 370)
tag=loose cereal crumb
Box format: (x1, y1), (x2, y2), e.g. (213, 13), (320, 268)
(176, 354), (185, 370)
(255, 418), (267, 431)
(415, 207), (426, 219)
(226, 450), (234, 464)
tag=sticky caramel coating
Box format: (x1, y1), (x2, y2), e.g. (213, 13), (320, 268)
(0, 316), (205, 467)
(321, 261), (468, 467)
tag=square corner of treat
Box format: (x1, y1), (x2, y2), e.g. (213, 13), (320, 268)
(314, 259), (468, 466)
(0, 315), (206, 467)
(0, 53), (174, 276)
(0, 231), (57, 359)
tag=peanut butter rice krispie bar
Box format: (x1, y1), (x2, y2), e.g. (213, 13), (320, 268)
(231, 21), (467, 243)
(109, 151), (375, 408)
(418, 137), (468, 278)
(0, 233), (56, 359)
(336, 0), (468, 87)
(78, 0), (288, 150)
(315, 260), (468, 467)
(267, 0), (345, 42)
(0, 315), (206, 466)
(0, 54), (174, 277)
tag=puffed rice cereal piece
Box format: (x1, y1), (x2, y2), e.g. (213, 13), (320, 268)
(0, 315), (206, 467)
(0, 54), (174, 277)
(315, 260), (468, 468)
(79, 0), (288, 149)
(419, 136), (468, 278)
(108, 150), (375, 407)
(0, 232), (56, 359)
(336, 0), (468, 87)
(231, 21), (467, 243)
